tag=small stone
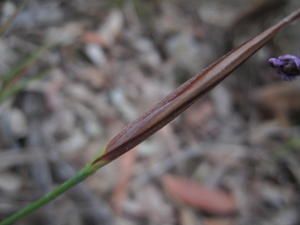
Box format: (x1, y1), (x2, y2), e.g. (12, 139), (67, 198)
(198, 2), (237, 28)
(59, 129), (88, 154)
(98, 10), (123, 47)
(7, 109), (27, 137)
(0, 173), (22, 193)
(84, 44), (107, 67)
(45, 109), (76, 140)
(109, 88), (138, 121)
(1, 2), (16, 22)
(15, 1), (63, 28)
(211, 85), (232, 119)
(166, 33), (213, 73)
(134, 37), (161, 69)
(46, 22), (83, 46)
(137, 140), (162, 157)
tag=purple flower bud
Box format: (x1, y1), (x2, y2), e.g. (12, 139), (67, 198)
(268, 54), (300, 81)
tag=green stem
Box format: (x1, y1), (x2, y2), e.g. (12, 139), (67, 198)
(0, 69), (49, 104)
(0, 165), (95, 225)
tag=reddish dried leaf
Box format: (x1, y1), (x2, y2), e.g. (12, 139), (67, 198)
(162, 175), (236, 214)
(184, 101), (213, 128)
(78, 67), (106, 89)
(253, 81), (300, 125)
(81, 31), (108, 47)
(111, 149), (136, 214)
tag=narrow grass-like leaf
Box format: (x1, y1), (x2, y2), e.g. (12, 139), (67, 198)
(0, 45), (49, 95)
(0, 70), (49, 104)
(0, 165), (94, 225)
(91, 8), (300, 167)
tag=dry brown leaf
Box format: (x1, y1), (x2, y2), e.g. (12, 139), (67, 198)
(111, 149), (136, 214)
(162, 175), (237, 214)
(80, 31), (108, 47)
(77, 67), (107, 89)
(184, 100), (214, 128)
(253, 81), (300, 125)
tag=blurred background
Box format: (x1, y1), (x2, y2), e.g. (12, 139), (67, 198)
(0, 0), (300, 224)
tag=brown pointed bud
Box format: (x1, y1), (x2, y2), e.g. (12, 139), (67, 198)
(92, 9), (300, 166)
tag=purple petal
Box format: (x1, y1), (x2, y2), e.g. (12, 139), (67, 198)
(268, 54), (300, 81)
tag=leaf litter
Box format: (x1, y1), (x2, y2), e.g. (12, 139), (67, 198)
(0, 1), (300, 225)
